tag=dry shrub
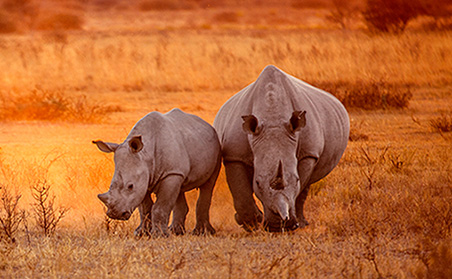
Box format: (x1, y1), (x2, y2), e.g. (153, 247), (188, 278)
(430, 112), (452, 133)
(314, 80), (413, 110)
(0, 89), (121, 123)
(35, 13), (84, 31)
(363, 0), (423, 33)
(325, 0), (361, 29)
(325, 145), (452, 276)
(0, 185), (24, 243)
(31, 179), (68, 236)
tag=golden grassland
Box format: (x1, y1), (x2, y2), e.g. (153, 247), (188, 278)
(0, 5), (452, 278)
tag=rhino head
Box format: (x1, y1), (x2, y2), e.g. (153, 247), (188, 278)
(93, 136), (149, 221)
(242, 110), (306, 232)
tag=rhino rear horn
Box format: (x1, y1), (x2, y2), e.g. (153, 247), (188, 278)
(270, 160), (284, 190)
(129, 136), (143, 153)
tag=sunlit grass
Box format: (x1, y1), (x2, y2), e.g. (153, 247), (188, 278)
(0, 4), (451, 278)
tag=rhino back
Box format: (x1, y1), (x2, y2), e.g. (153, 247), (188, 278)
(129, 109), (221, 190)
(166, 109), (221, 189)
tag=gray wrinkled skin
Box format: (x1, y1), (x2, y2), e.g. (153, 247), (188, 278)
(94, 108), (221, 237)
(214, 65), (349, 232)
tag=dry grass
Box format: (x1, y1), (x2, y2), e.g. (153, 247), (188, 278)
(0, 89), (121, 122)
(0, 3), (451, 278)
(430, 111), (452, 132)
(0, 30), (450, 94)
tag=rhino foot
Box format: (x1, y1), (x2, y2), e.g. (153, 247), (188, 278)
(150, 227), (170, 238)
(298, 218), (309, 229)
(169, 224), (186, 236)
(235, 212), (263, 232)
(192, 223), (216, 236)
(134, 225), (151, 238)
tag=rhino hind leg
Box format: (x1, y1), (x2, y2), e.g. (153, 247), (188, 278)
(224, 161), (263, 232)
(169, 192), (189, 235)
(192, 158), (221, 236)
(296, 157), (317, 228)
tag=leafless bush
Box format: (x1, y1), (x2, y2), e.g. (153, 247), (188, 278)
(0, 185), (24, 243)
(357, 145), (389, 190)
(430, 112), (452, 133)
(314, 80), (413, 110)
(325, 0), (360, 29)
(363, 0), (423, 33)
(0, 88), (121, 123)
(31, 179), (68, 236)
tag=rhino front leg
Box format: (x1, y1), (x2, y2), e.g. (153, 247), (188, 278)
(135, 190), (154, 237)
(152, 174), (184, 237)
(224, 161), (263, 231)
(296, 157), (317, 228)
(192, 159), (221, 235)
(169, 192), (188, 235)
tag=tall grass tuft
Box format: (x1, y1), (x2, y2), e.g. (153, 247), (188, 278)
(0, 185), (24, 243)
(31, 179), (68, 236)
(430, 112), (452, 133)
(314, 80), (413, 110)
(0, 89), (121, 123)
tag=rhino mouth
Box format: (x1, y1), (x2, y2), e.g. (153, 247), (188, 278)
(106, 209), (132, 221)
(264, 218), (299, 232)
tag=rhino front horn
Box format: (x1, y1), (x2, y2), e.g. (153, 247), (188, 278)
(275, 196), (289, 222)
(98, 192), (109, 205)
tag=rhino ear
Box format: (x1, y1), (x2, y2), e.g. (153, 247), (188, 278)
(129, 136), (143, 153)
(242, 115), (260, 135)
(93, 140), (119, 153)
(288, 111), (306, 133)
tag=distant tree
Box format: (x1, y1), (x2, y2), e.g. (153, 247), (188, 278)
(325, 0), (360, 30)
(420, 0), (452, 29)
(363, 0), (424, 33)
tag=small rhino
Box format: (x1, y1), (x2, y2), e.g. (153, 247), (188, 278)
(94, 108), (221, 236)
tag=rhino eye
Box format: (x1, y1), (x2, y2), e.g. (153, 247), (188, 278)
(127, 184), (134, 190)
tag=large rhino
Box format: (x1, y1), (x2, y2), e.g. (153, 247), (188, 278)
(214, 65), (349, 232)
(94, 108), (221, 236)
